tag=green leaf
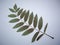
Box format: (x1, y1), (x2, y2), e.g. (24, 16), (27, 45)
(24, 10), (29, 22)
(13, 22), (24, 29)
(22, 28), (34, 35)
(28, 12), (33, 25)
(8, 14), (16, 18)
(20, 10), (26, 19)
(9, 18), (19, 23)
(33, 14), (38, 28)
(17, 25), (29, 32)
(9, 8), (15, 12)
(38, 17), (43, 30)
(32, 32), (39, 42)
(44, 23), (48, 33)
(37, 34), (44, 41)
(16, 8), (20, 12)
(17, 9), (23, 16)
(13, 4), (17, 10)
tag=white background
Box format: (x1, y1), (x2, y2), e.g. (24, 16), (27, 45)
(0, 0), (60, 45)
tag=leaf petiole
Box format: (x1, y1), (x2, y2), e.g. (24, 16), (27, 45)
(40, 31), (54, 39)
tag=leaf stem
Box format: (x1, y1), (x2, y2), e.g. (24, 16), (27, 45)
(40, 31), (54, 39)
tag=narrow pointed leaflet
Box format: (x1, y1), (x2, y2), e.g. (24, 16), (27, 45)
(20, 10), (26, 19)
(9, 18), (19, 23)
(33, 14), (38, 28)
(37, 34), (44, 41)
(28, 12), (33, 25)
(9, 8), (15, 12)
(13, 4), (17, 10)
(13, 22), (24, 29)
(17, 9), (23, 16)
(17, 25), (29, 32)
(32, 32), (39, 42)
(22, 28), (34, 35)
(24, 10), (29, 22)
(44, 23), (48, 33)
(38, 17), (43, 30)
(8, 14), (16, 18)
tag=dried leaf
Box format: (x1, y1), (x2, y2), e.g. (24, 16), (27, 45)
(44, 23), (48, 33)
(8, 14), (16, 18)
(8, 4), (53, 42)
(14, 4), (17, 10)
(17, 25), (29, 32)
(22, 28), (34, 35)
(17, 9), (23, 16)
(13, 22), (24, 29)
(33, 14), (38, 28)
(9, 8), (15, 12)
(20, 10), (26, 19)
(38, 17), (43, 30)
(24, 10), (29, 22)
(37, 34), (44, 41)
(32, 32), (39, 42)
(9, 18), (19, 23)
(28, 12), (33, 25)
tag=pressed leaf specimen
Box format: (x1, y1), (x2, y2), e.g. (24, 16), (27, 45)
(8, 4), (54, 43)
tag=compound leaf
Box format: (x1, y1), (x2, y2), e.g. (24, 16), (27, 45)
(22, 28), (34, 35)
(24, 10), (29, 22)
(44, 23), (48, 33)
(28, 12), (33, 25)
(38, 17), (43, 30)
(17, 25), (29, 32)
(8, 4), (51, 42)
(32, 32), (39, 42)
(8, 14), (16, 18)
(9, 18), (19, 23)
(33, 14), (38, 28)
(13, 22), (24, 29)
